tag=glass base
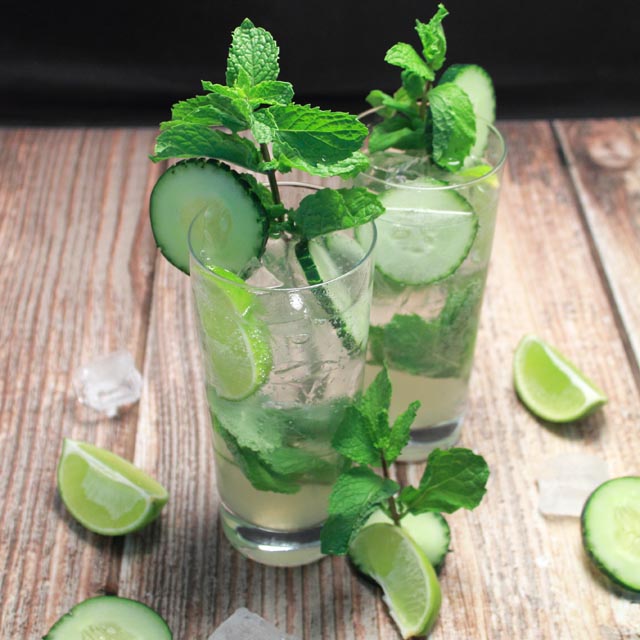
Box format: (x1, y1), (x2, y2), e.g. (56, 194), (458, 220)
(397, 415), (463, 463)
(220, 504), (325, 567)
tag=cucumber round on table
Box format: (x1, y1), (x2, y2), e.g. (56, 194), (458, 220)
(296, 233), (370, 352)
(149, 158), (268, 275)
(44, 596), (172, 639)
(438, 64), (496, 160)
(581, 476), (640, 593)
(355, 178), (478, 286)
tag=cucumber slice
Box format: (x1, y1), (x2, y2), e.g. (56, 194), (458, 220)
(296, 234), (369, 352)
(44, 596), (172, 639)
(438, 64), (496, 160)
(356, 178), (478, 285)
(149, 158), (268, 275)
(581, 476), (640, 593)
(363, 509), (451, 571)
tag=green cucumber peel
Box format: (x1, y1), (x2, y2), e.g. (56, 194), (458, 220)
(320, 364), (490, 555)
(151, 18), (382, 242)
(366, 4), (494, 170)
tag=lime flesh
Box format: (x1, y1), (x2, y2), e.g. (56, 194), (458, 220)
(349, 523), (441, 638)
(57, 439), (168, 536)
(513, 335), (607, 423)
(192, 265), (272, 400)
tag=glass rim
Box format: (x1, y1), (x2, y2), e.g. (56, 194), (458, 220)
(358, 106), (507, 191)
(187, 180), (378, 294)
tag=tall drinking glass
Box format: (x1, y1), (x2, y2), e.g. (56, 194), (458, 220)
(188, 183), (376, 566)
(356, 111), (507, 461)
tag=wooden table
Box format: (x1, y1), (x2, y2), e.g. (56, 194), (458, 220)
(1, 120), (639, 639)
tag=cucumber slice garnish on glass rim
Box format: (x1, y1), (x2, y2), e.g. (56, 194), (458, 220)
(149, 158), (269, 275)
(356, 178), (478, 286)
(438, 63), (496, 161)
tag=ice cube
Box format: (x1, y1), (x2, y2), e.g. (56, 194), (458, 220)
(537, 452), (609, 517)
(209, 608), (299, 640)
(73, 350), (143, 417)
(244, 264), (284, 289)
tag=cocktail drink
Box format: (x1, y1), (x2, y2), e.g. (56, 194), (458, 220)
(356, 112), (506, 461)
(148, 18), (384, 566)
(189, 184), (376, 566)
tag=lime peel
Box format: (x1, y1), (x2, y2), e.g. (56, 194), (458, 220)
(513, 335), (607, 423)
(349, 523), (441, 638)
(57, 439), (169, 536)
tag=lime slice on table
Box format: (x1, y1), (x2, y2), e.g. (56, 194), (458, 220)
(44, 596), (173, 639)
(57, 439), (168, 536)
(356, 178), (478, 286)
(513, 335), (607, 423)
(349, 523), (442, 639)
(192, 265), (272, 400)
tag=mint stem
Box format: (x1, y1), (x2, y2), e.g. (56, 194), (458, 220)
(380, 455), (401, 526)
(259, 143), (282, 206)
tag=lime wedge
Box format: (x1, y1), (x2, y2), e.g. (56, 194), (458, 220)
(513, 335), (607, 423)
(349, 523), (441, 639)
(192, 265), (272, 400)
(57, 439), (168, 536)
(363, 509), (451, 570)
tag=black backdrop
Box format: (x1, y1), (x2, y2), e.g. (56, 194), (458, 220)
(2, 0), (639, 124)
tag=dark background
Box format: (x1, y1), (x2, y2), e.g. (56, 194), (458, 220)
(2, 0), (639, 125)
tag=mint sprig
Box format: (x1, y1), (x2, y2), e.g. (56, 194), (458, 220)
(320, 365), (489, 555)
(151, 18), (379, 238)
(366, 4), (480, 171)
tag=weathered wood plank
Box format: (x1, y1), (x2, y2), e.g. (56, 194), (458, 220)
(0, 128), (161, 637)
(554, 118), (640, 380)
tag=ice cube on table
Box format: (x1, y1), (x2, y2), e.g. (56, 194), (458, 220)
(209, 608), (299, 640)
(537, 452), (609, 517)
(73, 350), (143, 417)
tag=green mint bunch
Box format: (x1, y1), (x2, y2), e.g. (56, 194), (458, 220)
(366, 4), (477, 171)
(320, 365), (489, 555)
(152, 18), (383, 238)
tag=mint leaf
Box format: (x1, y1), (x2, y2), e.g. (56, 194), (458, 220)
(254, 104), (368, 173)
(320, 466), (399, 555)
(399, 447), (489, 514)
(161, 95), (226, 130)
(426, 82), (476, 171)
(385, 400), (420, 463)
(415, 4), (448, 71)
(215, 422), (298, 494)
(197, 82), (252, 132)
(151, 124), (262, 171)
(384, 43), (435, 81)
(247, 80), (294, 106)
(226, 18), (280, 87)
(292, 187), (383, 238)
(401, 69), (426, 100)
(369, 122), (423, 154)
(367, 277), (483, 378)
(332, 405), (380, 466)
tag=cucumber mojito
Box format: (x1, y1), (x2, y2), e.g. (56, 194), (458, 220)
(356, 6), (507, 460)
(149, 20), (382, 565)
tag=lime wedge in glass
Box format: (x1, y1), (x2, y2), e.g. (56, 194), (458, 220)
(57, 439), (168, 536)
(349, 523), (441, 639)
(191, 265), (272, 400)
(513, 335), (607, 423)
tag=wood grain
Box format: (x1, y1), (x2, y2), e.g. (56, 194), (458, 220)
(0, 128), (161, 637)
(1, 122), (639, 640)
(554, 119), (640, 384)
